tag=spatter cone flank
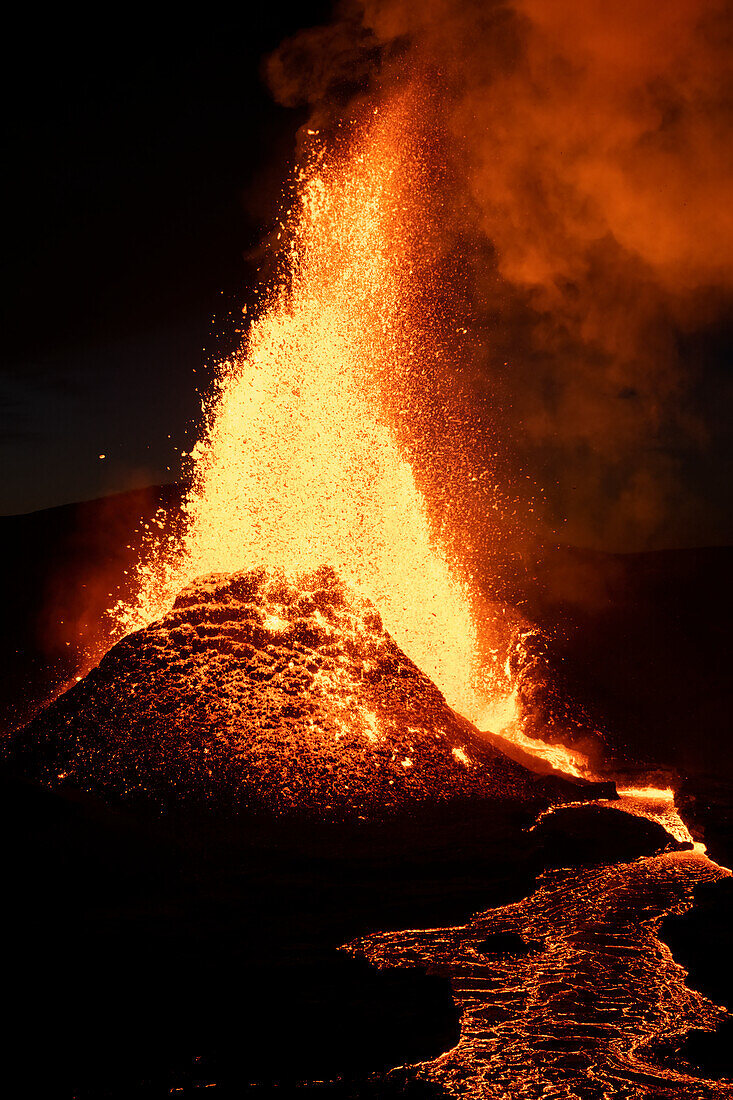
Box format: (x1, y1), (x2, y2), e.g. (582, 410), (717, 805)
(7, 566), (578, 817)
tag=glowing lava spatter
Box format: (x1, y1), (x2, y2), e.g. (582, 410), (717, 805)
(115, 94), (513, 727)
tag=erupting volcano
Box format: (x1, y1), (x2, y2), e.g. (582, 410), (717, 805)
(3, 20), (732, 1098)
(4, 96), (586, 812)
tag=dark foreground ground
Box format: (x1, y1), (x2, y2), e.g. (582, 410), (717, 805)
(2, 771), (691, 1099)
(1, 489), (732, 1095)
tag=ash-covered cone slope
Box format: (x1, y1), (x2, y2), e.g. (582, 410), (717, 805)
(6, 566), (596, 818)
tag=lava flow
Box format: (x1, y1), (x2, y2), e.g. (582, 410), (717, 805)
(347, 846), (732, 1098)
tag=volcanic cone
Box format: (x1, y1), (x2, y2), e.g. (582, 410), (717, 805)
(5, 566), (597, 817)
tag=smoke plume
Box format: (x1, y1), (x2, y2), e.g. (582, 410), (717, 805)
(267, 0), (733, 552)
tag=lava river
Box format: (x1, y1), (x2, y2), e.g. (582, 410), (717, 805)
(345, 814), (732, 1098)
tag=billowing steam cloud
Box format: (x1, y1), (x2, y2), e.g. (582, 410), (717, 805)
(267, 0), (732, 552)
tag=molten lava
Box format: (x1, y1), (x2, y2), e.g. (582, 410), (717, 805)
(347, 846), (732, 1098)
(114, 95), (515, 732)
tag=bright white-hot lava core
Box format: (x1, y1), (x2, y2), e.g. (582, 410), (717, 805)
(115, 94), (515, 730)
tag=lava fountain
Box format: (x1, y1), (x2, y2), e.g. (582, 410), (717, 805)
(115, 92), (513, 729)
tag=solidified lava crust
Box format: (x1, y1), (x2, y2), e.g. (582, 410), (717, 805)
(3, 566), (588, 818)
(347, 847), (733, 1098)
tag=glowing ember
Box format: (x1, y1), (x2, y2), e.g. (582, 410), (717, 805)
(114, 94), (513, 730)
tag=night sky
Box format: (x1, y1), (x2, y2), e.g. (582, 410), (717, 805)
(2, 6), (326, 515)
(3, 4), (732, 550)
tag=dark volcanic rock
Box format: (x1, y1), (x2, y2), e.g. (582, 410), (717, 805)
(662, 877), (733, 1010)
(534, 804), (686, 866)
(0, 772), (533, 1098)
(4, 565), (594, 817)
(475, 931), (542, 956)
(677, 775), (733, 867)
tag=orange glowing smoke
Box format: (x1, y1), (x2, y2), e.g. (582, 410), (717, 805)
(115, 95), (513, 727)
(270, 0), (733, 551)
